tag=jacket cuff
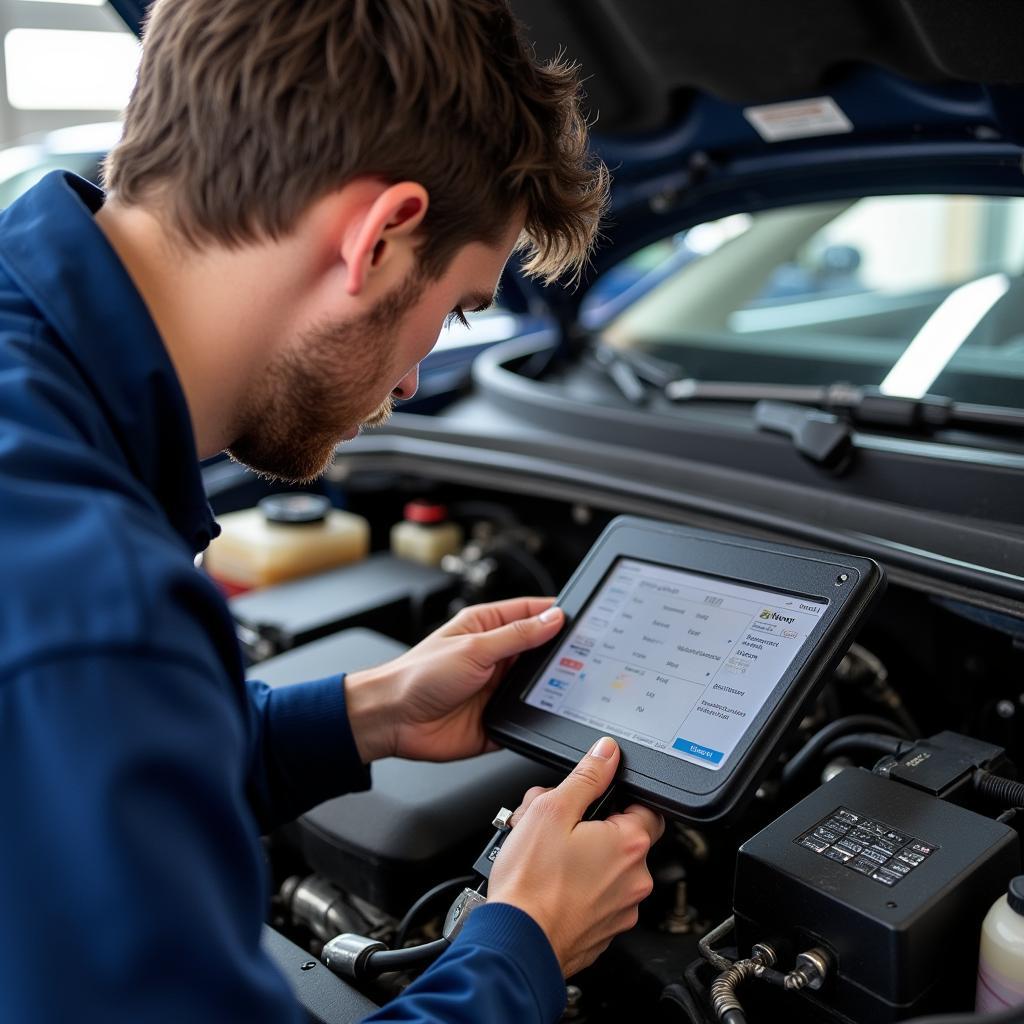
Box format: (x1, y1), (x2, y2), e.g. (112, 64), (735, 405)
(453, 902), (566, 1022)
(264, 673), (372, 807)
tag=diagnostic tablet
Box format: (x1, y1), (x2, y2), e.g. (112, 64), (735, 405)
(485, 516), (884, 824)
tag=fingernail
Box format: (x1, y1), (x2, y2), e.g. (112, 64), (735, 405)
(538, 607), (562, 623)
(590, 736), (616, 760)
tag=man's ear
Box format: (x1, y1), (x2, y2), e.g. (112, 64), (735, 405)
(342, 181), (429, 296)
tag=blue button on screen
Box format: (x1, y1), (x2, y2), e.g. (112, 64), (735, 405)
(673, 738), (724, 764)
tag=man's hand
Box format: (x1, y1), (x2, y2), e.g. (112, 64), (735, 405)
(343, 597), (564, 763)
(487, 738), (665, 977)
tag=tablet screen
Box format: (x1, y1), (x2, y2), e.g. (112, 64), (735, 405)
(523, 558), (828, 771)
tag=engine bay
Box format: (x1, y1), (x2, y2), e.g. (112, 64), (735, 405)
(212, 468), (1024, 1024)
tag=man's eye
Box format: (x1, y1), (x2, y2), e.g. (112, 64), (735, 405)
(444, 307), (470, 330)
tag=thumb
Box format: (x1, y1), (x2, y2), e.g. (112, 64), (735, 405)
(473, 606), (565, 665)
(552, 737), (620, 821)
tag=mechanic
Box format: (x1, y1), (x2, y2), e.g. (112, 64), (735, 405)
(0, 1), (665, 1022)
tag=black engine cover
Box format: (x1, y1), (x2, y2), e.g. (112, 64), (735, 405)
(254, 628), (559, 915)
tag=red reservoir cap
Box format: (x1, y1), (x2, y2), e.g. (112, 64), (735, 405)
(404, 501), (448, 524)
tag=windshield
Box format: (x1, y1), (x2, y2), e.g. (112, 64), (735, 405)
(599, 194), (1024, 411)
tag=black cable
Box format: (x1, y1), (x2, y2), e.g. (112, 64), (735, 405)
(363, 938), (450, 977)
(821, 732), (907, 762)
(781, 715), (910, 788)
(394, 874), (476, 948)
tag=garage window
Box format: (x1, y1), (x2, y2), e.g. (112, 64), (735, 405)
(4, 28), (140, 110)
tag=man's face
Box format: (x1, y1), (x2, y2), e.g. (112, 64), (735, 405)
(227, 225), (519, 483)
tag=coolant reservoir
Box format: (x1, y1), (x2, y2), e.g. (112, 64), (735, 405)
(390, 500), (463, 567)
(977, 876), (1024, 1012)
(204, 493), (369, 595)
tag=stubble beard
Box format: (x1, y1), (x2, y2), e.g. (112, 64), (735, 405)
(226, 271), (424, 484)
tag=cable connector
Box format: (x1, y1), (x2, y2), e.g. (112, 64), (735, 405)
(321, 933), (386, 981)
(443, 888), (488, 941)
(786, 947), (832, 991)
(473, 805), (515, 880)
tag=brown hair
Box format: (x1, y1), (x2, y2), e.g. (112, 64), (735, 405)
(104, 0), (608, 284)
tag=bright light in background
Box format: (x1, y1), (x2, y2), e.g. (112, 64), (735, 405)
(880, 273), (1010, 399)
(435, 312), (519, 351)
(5, 29), (140, 110)
(686, 213), (752, 255)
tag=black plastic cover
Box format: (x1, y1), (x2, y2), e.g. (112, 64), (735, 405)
(734, 769), (1020, 1021)
(231, 553), (458, 654)
(261, 926), (379, 1023)
(887, 730), (1010, 802)
(291, 751), (559, 915)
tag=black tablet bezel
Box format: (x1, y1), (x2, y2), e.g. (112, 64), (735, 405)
(485, 516), (885, 824)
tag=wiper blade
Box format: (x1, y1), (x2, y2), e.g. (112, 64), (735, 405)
(665, 379), (1024, 435)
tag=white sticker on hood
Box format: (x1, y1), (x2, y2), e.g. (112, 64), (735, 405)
(743, 96), (853, 142)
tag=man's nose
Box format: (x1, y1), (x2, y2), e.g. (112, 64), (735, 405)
(392, 365), (419, 401)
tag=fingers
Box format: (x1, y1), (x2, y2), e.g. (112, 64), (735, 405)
(610, 803), (666, 846)
(443, 597), (557, 635)
(550, 737), (620, 821)
(510, 785), (551, 827)
(468, 605), (565, 664)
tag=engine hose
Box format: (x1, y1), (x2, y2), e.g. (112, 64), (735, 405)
(781, 715), (910, 788)
(974, 771), (1024, 810)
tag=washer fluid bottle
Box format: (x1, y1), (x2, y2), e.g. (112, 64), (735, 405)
(977, 875), (1024, 1012)
(390, 500), (463, 567)
(204, 493), (369, 595)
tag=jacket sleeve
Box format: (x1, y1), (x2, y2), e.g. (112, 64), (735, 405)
(244, 672), (372, 832)
(0, 650), (307, 1023)
(363, 904), (566, 1024)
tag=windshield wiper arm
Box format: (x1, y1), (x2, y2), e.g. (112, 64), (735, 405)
(754, 401), (853, 471)
(665, 379), (1024, 435)
(588, 344), (678, 405)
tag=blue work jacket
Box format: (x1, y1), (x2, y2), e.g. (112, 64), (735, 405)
(0, 172), (564, 1024)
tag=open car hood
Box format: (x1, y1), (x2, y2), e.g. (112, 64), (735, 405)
(511, 1), (1024, 298)
(111, 1), (1024, 298)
